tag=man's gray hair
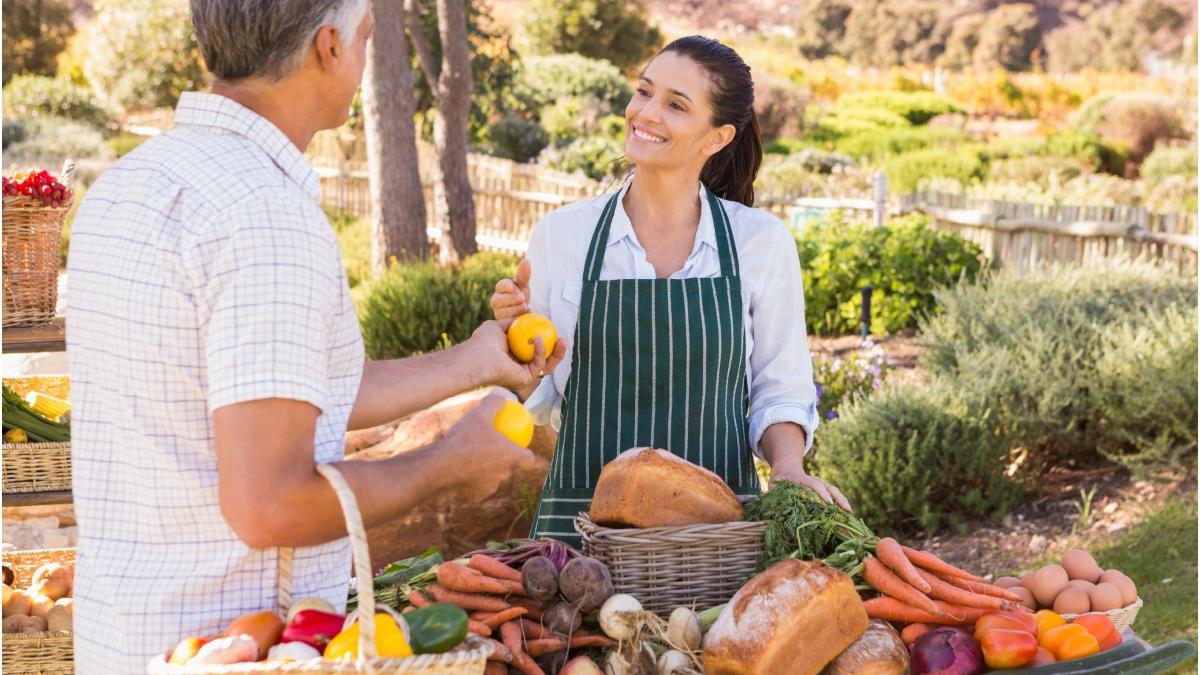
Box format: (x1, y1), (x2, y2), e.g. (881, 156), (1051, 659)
(191, 0), (370, 81)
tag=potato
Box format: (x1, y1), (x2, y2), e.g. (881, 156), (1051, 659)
(558, 557), (613, 614)
(23, 615), (48, 633)
(4, 589), (33, 618)
(31, 564), (72, 601)
(521, 556), (560, 603)
(28, 593), (55, 621)
(3, 614), (28, 633)
(46, 605), (72, 633)
(54, 598), (73, 616)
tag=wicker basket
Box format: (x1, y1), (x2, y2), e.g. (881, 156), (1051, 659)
(2, 160), (75, 328)
(1061, 596), (1144, 632)
(3, 376), (71, 495)
(148, 464), (492, 674)
(2, 548), (76, 675)
(575, 513), (767, 616)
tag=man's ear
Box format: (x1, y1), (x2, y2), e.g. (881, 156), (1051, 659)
(313, 25), (341, 73)
(704, 123), (737, 158)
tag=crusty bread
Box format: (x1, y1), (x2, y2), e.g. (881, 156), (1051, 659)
(703, 559), (869, 675)
(823, 619), (910, 675)
(588, 448), (743, 528)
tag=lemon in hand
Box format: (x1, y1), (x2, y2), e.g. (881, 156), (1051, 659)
(494, 400), (534, 448)
(506, 313), (558, 363)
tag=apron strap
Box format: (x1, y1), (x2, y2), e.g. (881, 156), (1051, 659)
(583, 193), (621, 282)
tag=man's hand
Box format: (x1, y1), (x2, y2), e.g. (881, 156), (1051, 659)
(464, 320), (567, 400)
(435, 393), (540, 502)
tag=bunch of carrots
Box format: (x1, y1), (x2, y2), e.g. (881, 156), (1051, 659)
(861, 537), (1027, 625)
(404, 555), (613, 675)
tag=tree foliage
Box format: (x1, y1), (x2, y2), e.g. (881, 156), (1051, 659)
(522, 0), (662, 75)
(2, 0), (74, 85)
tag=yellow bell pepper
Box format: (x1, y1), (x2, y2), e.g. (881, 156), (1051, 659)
(323, 613), (412, 661)
(1055, 631), (1101, 661)
(1034, 609), (1066, 641)
(4, 429), (28, 443)
(1040, 623), (1089, 656)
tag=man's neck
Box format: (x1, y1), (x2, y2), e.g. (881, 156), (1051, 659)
(210, 78), (322, 152)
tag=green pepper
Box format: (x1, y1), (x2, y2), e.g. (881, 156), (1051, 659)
(404, 603), (469, 654)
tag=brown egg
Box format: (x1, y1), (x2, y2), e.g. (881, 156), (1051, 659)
(1067, 579), (1096, 593)
(1053, 587), (1091, 614)
(1033, 564), (1070, 607)
(1019, 571), (1038, 592)
(1089, 582), (1124, 612)
(1062, 549), (1102, 582)
(1098, 570), (1138, 606)
(1010, 586), (1038, 611)
(995, 576), (1022, 589)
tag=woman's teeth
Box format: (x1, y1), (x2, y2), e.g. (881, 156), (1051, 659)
(633, 128), (665, 143)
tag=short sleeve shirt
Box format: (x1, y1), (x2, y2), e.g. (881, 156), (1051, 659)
(65, 92), (364, 674)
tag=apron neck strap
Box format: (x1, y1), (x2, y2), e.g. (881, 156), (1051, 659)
(582, 186), (740, 282)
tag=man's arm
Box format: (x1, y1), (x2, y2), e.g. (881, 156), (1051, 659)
(216, 394), (534, 548)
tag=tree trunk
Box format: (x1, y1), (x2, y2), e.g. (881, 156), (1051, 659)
(363, 0), (428, 267)
(432, 0), (476, 263)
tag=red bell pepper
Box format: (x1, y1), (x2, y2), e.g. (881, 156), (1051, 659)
(980, 628), (1039, 669)
(280, 609), (346, 651)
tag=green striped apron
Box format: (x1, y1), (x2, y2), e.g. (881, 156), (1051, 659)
(531, 188), (761, 547)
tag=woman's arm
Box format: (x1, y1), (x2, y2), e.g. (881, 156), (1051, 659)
(760, 422), (851, 510)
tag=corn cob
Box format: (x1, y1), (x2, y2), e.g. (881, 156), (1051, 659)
(25, 392), (70, 421)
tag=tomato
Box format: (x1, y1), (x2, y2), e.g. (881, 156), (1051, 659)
(223, 610), (284, 660)
(975, 612), (1035, 641)
(1072, 614), (1119, 651)
(980, 628), (1040, 669)
(1034, 610), (1066, 640)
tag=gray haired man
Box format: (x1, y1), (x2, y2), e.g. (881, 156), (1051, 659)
(66, 1), (564, 671)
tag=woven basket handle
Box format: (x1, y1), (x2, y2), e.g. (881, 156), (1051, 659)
(59, 159), (76, 191)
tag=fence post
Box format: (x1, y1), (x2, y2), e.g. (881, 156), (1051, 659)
(872, 171), (888, 228)
(860, 285), (873, 344)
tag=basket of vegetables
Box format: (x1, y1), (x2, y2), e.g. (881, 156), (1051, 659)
(3, 161), (75, 327)
(3, 547), (76, 675)
(3, 378), (71, 496)
(148, 464), (493, 674)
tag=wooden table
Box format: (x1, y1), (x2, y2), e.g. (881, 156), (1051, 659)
(3, 319), (66, 354)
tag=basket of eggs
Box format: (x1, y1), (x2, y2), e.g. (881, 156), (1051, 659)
(992, 548), (1141, 631)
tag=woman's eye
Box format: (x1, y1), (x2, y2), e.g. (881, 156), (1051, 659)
(636, 88), (650, 97)
(670, 102), (684, 111)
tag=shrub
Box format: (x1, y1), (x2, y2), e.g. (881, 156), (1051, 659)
(507, 54), (631, 118)
(539, 96), (614, 145)
(920, 260), (1198, 468)
(2, 0), (74, 84)
(796, 212), (985, 336)
(834, 127), (965, 160)
(85, 0), (205, 111)
(1072, 93), (1183, 166)
(882, 147), (984, 193)
(2, 116), (112, 169)
(3, 119), (28, 149)
(543, 134), (626, 181)
(817, 107), (912, 137)
(482, 116), (549, 163)
(813, 381), (1025, 535)
(986, 157), (1082, 184)
(325, 208), (372, 289)
(358, 253), (518, 359)
(105, 133), (147, 158)
(1089, 305), (1197, 474)
(812, 350), (888, 422)
(2, 75), (110, 128)
(754, 76), (810, 142)
(836, 91), (961, 125)
(1140, 145), (1196, 180)
(522, 0), (661, 74)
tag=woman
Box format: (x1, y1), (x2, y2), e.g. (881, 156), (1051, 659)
(492, 36), (847, 546)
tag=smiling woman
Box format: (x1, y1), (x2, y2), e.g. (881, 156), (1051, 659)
(490, 35), (845, 548)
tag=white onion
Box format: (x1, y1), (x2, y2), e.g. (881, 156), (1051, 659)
(657, 649), (692, 675)
(666, 607), (701, 652)
(598, 594), (642, 641)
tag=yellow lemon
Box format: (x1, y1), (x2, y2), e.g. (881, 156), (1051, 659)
(506, 313), (558, 363)
(494, 400), (534, 448)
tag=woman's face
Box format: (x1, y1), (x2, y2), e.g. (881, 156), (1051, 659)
(625, 51), (736, 173)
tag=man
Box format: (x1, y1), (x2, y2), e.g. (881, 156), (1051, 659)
(65, 1), (565, 671)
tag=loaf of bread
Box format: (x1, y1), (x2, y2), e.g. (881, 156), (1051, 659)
(588, 448), (743, 528)
(823, 619), (910, 675)
(703, 559), (869, 675)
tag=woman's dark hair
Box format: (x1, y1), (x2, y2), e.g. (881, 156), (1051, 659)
(659, 35), (762, 207)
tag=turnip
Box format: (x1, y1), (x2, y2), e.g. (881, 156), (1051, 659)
(665, 608), (701, 652)
(598, 594), (642, 641)
(559, 557), (613, 613)
(656, 650), (695, 675)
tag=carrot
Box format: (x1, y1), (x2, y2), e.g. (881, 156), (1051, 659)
(902, 546), (985, 583)
(402, 606), (415, 615)
(480, 607), (528, 630)
(900, 622), (934, 645)
(485, 638), (513, 663)
(863, 596), (986, 625)
(407, 590), (431, 608)
(468, 555), (524, 583)
(501, 620), (545, 675)
(507, 597), (545, 621)
(937, 573), (1025, 603)
(521, 618), (553, 640)
(915, 569), (1012, 611)
(469, 619), (493, 636)
(525, 638), (565, 657)
(863, 556), (943, 616)
(569, 634), (617, 649)
(485, 662), (507, 675)
(876, 537), (933, 594)
(424, 584), (511, 612)
(437, 562), (512, 596)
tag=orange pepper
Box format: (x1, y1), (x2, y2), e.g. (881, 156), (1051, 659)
(1040, 623), (1090, 654)
(1055, 631), (1101, 661)
(1035, 610), (1066, 640)
(1073, 614), (1121, 651)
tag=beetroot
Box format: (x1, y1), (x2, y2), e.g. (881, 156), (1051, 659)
(521, 555), (560, 602)
(543, 602), (582, 636)
(910, 627), (984, 675)
(558, 557), (613, 614)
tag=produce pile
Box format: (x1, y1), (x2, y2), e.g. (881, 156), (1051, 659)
(2, 562), (73, 634)
(3, 385), (70, 443)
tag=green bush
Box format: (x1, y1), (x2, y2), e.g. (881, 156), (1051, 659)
(543, 134), (626, 181)
(358, 253), (517, 359)
(986, 156), (1082, 184)
(834, 127), (966, 160)
(1140, 145), (1196, 180)
(1089, 305), (1197, 474)
(3, 119), (28, 149)
(2, 75), (111, 128)
(813, 381), (1025, 535)
(2, 116), (112, 169)
(836, 91), (961, 125)
(812, 350), (887, 422)
(817, 107), (911, 137)
(796, 212), (985, 336)
(325, 208), (372, 289)
(920, 260), (1198, 468)
(1071, 93), (1182, 165)
(105, 133), (147, 158)
(507, 54), (631, 117)
(882, 146), (984, 193)
(482, 116), (549, 163)
(540, 96), (616, 145)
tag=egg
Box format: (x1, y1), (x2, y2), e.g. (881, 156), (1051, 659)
(995, 576), (1022, 589)
(1089, 582), (1124, 611)
(1062, 549), (1102, 582)
(1019, 571), (1038, 592)
(1010, 586), (1038, 611)
(1098, 570), (1138, 606)
(1032, 564), (1070, 607)
(1067, 579), (1096, 593)
(1053, 587), (1091, 614)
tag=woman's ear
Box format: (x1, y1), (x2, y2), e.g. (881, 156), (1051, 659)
(703, 123), (737, 158)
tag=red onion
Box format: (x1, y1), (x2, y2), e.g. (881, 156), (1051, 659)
(910, 627), (984, 675)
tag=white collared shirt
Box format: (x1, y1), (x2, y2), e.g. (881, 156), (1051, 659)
(66, 92), (364, 674)
(524, 180), (819, 458)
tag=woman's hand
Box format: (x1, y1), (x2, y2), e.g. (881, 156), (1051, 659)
(490, 259), (532, 320)
(768, 458), (852, 512)
(760, 422), (852, 511)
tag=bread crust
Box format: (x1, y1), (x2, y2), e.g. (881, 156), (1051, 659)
(589, 448), (744, 528)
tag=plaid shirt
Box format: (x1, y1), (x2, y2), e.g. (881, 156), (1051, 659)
(66, 92), (364, 674)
